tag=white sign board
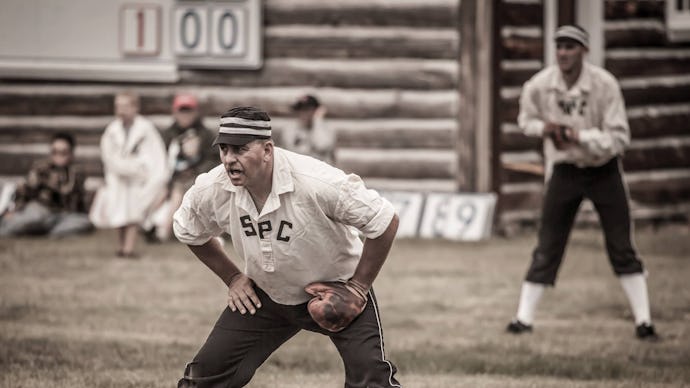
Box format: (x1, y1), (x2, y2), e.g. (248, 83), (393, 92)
(378, 191), (425, 238)
(0, 0), (177, 82)
(418, 193), (497, 241)
(0, 0), (263, 82)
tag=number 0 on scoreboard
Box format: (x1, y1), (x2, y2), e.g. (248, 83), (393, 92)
(172, 0), (261, 69)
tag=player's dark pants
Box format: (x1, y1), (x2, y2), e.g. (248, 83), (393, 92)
(525, 157), (644, 285)
(177, 287), (401, 388)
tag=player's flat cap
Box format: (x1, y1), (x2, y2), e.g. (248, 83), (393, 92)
(213, 106), (272, 146)
(555, 25), (589, 49)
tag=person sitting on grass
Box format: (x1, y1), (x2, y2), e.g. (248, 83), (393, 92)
(0, 132), (93, 238)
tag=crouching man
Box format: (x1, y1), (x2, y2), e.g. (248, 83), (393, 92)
(174, 106), (402, 387)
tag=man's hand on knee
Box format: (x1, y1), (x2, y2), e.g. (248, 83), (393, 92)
(227, 273), (261, 315)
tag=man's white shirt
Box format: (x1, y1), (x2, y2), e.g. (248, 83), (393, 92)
(518, 62), (631, 177)
(173, 147), (395, 305)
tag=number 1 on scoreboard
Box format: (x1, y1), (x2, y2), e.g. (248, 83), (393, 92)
(120, 4), (161, 56)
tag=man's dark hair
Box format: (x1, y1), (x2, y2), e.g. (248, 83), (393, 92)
(222, 106), (271, 121)
(291, 95), (320, 111)
(52, 132), (76, 150)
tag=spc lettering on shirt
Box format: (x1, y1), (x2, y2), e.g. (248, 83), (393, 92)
(240, 215), (293, 241)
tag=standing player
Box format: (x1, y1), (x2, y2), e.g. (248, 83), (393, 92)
(506, 25), (658, 340)
(174, 106), (402, 387)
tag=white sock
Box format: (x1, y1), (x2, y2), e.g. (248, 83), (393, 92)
(516, 281), (545, 325)
(619, 273), (652, 325)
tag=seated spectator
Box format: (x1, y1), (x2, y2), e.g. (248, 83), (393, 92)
(147, 93), (215, 242)
(281, 94), (335, 163)
(89, 91), (168, 258)
(0, 132), (93, 238)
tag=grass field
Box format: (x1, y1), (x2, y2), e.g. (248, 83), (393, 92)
(1, 225), (689, 388)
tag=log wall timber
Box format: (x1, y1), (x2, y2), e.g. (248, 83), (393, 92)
(604, 0), (664, 20)
(602, 0), (690, 221)
(0, 0), (461, 196)
(334, 119), (456, 149)
(494, 0), (544, 228)
(178, 58), (458, 89)
(605, 20), (690, 48)
(265, 26), (458, 59)
(2, 0), (688, 229)
(498, 0), (690, 228)
(606, 50), (690, 78)
(0, 85), (459, 119)
(501, 27), (543, 60)
(335, 149), (456, 180)
(627, 104), (690, 138)
(264, 0), (457, 27)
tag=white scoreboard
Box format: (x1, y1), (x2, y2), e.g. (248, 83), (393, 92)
(0, 0), (263, 83)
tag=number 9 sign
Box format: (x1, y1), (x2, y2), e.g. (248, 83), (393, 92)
(419, 193), (497, 241)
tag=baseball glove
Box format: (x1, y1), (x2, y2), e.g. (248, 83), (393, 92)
(546, 123), (576, 150)
(305, 280), (368, 332)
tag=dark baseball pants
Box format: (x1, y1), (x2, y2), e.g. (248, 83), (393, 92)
(177, 287), (401, 388)
(525, 157), (644, 285)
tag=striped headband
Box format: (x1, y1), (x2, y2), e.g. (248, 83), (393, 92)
(213, 116), (271, 146)
(218, 116), (272, 137)
(554, 25), (589, 49)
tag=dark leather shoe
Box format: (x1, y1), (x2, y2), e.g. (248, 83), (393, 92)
(506, 319), (533, 334)
(636, 323), (660, 342)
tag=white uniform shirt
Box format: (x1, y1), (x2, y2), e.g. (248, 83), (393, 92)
(518, 63), (631, 175)
(173, 147), (395, 305)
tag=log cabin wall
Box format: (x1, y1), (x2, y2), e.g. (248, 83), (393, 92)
(495, 0), (547, 229)
(0, 0), (461, 195)
(1, 0), (688, 229)
(498, 0), (690, 230)
(604, 0), (690, 222)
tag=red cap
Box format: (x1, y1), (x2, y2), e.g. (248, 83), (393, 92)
(172, 94), (198, 111)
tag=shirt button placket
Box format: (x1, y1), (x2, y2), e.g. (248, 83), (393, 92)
(260, 238), (275, 272)
(258, 214), (275, 272)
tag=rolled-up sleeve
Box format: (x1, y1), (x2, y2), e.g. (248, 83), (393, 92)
(173, 186), (223, 246)
(333, 174), (396, 239)
(577, 82), (630, 159)
(518, 78), (546, 138)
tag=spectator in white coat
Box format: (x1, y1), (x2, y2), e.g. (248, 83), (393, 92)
(89, 91), (168, 258)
